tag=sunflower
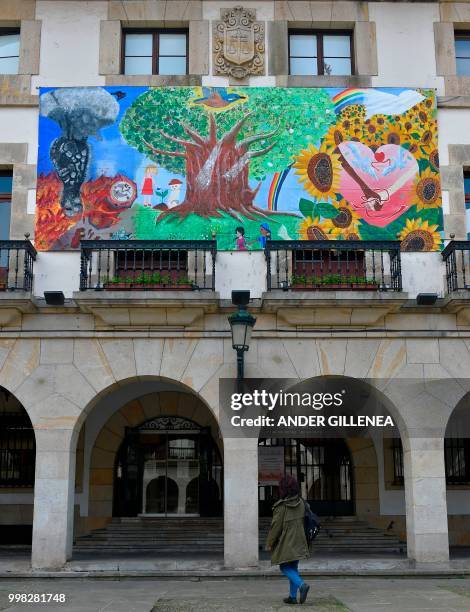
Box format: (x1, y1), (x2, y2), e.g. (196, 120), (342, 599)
(382, 128), (404, 146)
(298, 216), (331, 240)
(429, 148), (439, 172)
(413, 167), (441, 210)
(419, 120), (437, 147)
(338, 104), (366, 121)
(398, 218), (442, 251)
(322, 125), (346, 152)
(322, 204), (362, 238)
(294, 143), (341, 200)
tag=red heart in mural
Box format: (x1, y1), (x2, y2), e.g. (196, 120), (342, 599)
(338, 142), (418, 228)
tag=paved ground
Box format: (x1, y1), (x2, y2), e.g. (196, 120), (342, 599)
(1, 577), (470, 612)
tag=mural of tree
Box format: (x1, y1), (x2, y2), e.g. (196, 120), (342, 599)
(120, 87), (335, 218)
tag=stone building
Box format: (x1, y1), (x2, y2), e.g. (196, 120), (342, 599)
(0, 0), (470, 572)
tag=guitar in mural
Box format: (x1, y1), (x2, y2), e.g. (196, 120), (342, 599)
(35, 86), (443, 252)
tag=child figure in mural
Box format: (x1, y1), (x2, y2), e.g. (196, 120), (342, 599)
(235, 226), (247, 250)
(167, 178), (183, 209)
(258, 223), (272, 248)
(141, 165), (158, 207)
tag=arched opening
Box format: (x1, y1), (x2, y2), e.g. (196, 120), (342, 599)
(257, 376), (406, 556)
(444, 393), (470, 553)
(0, 386), (35, 545)
(73, 380), (224, 557)
(146, 476), (178, 514)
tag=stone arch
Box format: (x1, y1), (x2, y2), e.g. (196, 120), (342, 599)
(0, 385), (36, 544)
(76, 384), (223, 536)
(443, 391), (470, 548)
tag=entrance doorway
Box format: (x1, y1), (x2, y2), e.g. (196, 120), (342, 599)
(258, 438), (353, 516)
(113, 416), (223, 517)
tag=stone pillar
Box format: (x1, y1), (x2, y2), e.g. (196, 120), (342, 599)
(32, 429), (76, 569)
(224, 437), (259, 568)
(403, 437), (449, 564)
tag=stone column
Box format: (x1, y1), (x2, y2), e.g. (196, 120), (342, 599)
(32, 429), (76, 569)
(403, 437), (449, 563)
(224, 437), (259, 568)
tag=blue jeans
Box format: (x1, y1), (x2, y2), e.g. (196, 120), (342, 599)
(280, 560), (304, 599)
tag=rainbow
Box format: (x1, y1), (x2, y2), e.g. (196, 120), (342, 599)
(332, 88), (367, 114)
(267, 166), (291, 211)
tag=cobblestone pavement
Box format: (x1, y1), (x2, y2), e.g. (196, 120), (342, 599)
(1, 577), (470, 612)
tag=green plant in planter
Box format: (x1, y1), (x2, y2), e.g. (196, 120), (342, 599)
(177, 275), (191, 286)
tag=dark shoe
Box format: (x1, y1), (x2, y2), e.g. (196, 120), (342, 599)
(299, 583), (310, 604)
(283, 597), (297, 605)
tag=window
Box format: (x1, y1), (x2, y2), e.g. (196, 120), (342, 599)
(392, 438), (404, 485)
(445, 438), (470, 484)
(0, 172), (12, 242)
(0, 30), (20, 74)
(455, 32), (470, 76)
(392, 438), (470, 485)
(123, 30), (188, 75)
(289, 31), (353, 76)
(0, 410), (35, 487)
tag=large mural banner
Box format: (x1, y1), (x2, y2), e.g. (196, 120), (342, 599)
(36, 86), (442, 251)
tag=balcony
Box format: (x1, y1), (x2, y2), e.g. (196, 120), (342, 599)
(0, 240), (36, 292)
(265, 240), (402, 292)
(442, 240), (470, 293)
(79, 240), (217, 292)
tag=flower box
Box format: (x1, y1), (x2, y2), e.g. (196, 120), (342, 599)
(103, 282), (192, 291)
(291, 282), (379, 291)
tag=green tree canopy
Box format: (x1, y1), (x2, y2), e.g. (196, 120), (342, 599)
(120, 87), (335, 180)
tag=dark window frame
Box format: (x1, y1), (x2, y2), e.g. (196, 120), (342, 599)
(464, 170), (470, 206)
(121, 28), (189, 76)
(0, 411), (35, 488)
(455, 31), (470, 77)
(0, 28), (20, 75)
(288, 29), (355, 76)
(392, 438), (470, 486)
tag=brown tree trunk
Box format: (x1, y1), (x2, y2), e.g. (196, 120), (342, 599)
(144, 114), (276, 219)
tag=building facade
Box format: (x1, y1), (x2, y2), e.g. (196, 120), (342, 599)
(1, 0), (470, 571)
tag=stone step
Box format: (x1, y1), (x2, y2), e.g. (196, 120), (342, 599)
(74, 516), (405, 554)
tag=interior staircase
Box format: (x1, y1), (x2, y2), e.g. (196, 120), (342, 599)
(74, 516), (406, 555)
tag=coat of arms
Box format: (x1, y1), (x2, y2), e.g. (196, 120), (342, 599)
(213, 6), (265, 79)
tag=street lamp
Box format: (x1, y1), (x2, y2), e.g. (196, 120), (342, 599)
(228, 290), (256, 381)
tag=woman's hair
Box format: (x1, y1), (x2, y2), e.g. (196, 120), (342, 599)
(235, 226), (245, 236)
(278, 474), (300, 499)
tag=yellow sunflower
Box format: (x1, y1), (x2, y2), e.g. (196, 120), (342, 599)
(338, 104), (366, 121)
(398, 218), (442, 251)
(294, 143), (341, 200)
(322, 205), (362, 238)
(419, 120), (437, 147)
(413, 167), (441, 210)
(322, 125), (347, 152)
(298, 216), (332, 240)
(429, 148), (439, 172)
(382, 127), (406, 146)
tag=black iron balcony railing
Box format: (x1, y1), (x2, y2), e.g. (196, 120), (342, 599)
(265, 240), (402, 292)
(442, 240), (470, 293)
(0, 240), (36, 292)
(79, 240), (217, 291)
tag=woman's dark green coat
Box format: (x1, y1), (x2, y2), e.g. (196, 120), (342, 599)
(266, 495), (310, 565)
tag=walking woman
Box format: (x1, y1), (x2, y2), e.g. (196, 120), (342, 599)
(266, 475), (310, 605)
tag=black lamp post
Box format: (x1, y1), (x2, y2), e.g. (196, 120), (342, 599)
(228, 290), (256, 381)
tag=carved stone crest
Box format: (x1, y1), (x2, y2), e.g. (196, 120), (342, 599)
(213, 6), (265, 79)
